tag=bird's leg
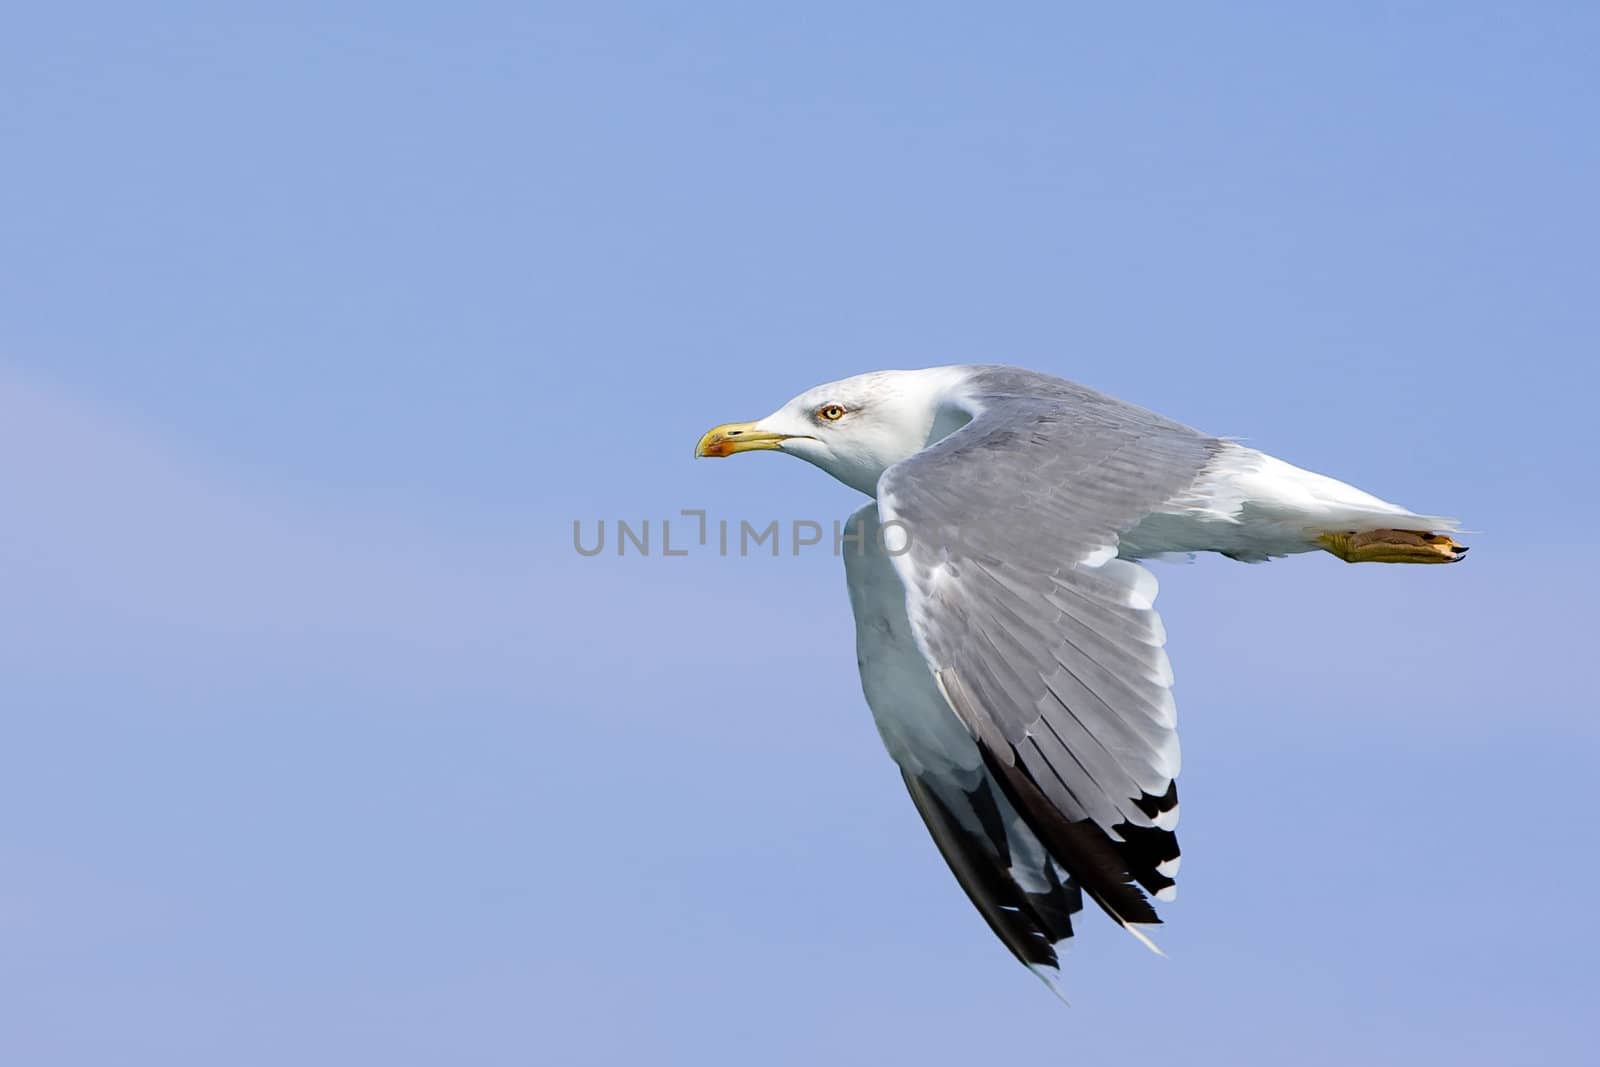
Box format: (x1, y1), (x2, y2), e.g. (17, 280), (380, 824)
(1318, 529), (1468, 564)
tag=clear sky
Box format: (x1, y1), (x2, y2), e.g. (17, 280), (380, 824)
(3, 4), (1597, 1065)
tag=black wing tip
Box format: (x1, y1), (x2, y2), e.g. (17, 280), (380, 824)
(901, 770), (1082, 973)
(979, 744), (1172, 929)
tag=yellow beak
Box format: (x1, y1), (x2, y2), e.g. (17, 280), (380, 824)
(694, 421), (792, 458)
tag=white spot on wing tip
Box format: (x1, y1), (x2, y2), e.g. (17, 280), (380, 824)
(1156, 856), (1181, 878)
(1155, 886), (1177, 903)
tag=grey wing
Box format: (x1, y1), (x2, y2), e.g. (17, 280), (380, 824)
(876, 371), (1220, 934)
(843, 503), (1084, 980)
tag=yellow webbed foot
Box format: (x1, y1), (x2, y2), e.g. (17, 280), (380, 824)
(1318, 529), (1469, 564)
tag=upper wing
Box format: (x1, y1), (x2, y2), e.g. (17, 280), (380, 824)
(875, 370), (1220, 933)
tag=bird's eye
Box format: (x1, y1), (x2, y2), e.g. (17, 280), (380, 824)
(817, 404), (847, 422)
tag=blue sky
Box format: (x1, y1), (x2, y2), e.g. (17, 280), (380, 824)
(3, 4), (1597, 1064)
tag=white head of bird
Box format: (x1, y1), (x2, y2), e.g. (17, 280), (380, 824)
(695, 367), (971, 495)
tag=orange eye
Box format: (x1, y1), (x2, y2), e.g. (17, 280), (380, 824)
(817, 404), (847, 421)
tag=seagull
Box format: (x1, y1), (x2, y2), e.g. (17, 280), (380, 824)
(694, 364), (1465, 997)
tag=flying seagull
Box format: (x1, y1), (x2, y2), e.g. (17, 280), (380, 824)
(694, 364), (1465, 996)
